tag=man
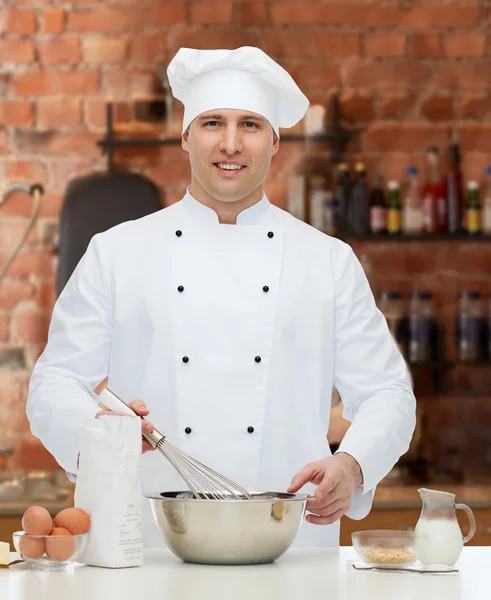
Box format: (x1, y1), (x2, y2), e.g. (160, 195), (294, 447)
(27, 46), (416, 547)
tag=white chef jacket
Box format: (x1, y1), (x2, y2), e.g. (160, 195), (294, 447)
(26, 188), (416, 547)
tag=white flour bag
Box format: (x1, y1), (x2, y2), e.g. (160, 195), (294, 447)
(75, 414), (143, 568)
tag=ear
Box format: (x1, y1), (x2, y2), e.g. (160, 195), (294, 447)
(181, 129), (189, 153)
(271, 132), (280, 156)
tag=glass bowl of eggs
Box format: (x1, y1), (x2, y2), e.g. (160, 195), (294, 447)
(12, 505), (91, 570)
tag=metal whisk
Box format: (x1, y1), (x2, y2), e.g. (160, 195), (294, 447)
(98, 388), (252, 500)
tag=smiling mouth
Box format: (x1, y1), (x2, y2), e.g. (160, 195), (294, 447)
(214, 162), (246, 174)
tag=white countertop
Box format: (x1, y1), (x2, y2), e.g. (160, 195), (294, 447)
(1, 546), (490, 600)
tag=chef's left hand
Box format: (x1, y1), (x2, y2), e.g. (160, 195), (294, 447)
(287, 453), (363, 525)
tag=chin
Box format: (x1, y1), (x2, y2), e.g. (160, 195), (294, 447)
(209, 186), (252, 204)
(214, 194), (246, 204)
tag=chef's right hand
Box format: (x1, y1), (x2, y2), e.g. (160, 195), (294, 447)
(95, 399), (155, 454)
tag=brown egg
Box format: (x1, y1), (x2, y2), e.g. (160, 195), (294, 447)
(19, 535), (45, 559)
(45, 527), (75, 562)
(54, 508), (91, 535)
(22, 506), (53, 535)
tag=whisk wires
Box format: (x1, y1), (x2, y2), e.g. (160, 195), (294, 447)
(156, 437), (253, 500)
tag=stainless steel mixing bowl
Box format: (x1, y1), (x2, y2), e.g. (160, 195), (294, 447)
(146, 490), (309, 565)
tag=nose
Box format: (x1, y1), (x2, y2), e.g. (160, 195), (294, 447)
(218, 125), (243, 156)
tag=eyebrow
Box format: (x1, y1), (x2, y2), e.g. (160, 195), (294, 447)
(198, 114), (266, 123)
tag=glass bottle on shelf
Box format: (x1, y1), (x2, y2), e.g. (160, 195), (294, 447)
(457, 291), (483, 362)
(369, 175), (387, 235)
(408, 291), (435, 363)
(387, 181), (402, 235)
(0, 444), (12, 471)
(379, 291), (406, 356)
(481, 168), (491, 235)
(335, 163), (352, 235)
(350, 163), (370, 236)
(423, 147), (446, 234)
(446, 144), (464, 234)
(488, 292), (491, 360)
(466, 181), (481, 236)
(287, 174), (307, 222)
(402, 167), (424, 235)
(309, 175), (330, 231)
(323, 192), (339, 237)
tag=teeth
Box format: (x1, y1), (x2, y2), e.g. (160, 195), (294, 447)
(217, 163), (243, 170)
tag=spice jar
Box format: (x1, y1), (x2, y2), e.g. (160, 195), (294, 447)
(379, 291), (406, 355)
(408, 291), (435, 363)
(457, 291), (483, 362)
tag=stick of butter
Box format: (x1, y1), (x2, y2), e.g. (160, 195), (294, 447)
(0, 541), (11, 565)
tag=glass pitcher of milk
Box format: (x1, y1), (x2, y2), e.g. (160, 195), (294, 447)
(414, 488), (476, 566)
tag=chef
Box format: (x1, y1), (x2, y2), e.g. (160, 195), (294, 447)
(26, 46), (416, 547)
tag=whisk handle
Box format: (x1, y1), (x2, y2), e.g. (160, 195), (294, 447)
(98, 388), (138, 416)
(98, 388), (162, 449)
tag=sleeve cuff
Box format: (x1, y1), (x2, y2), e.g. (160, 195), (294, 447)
(335, 437), (378, 494)
(345, 485), (375, 520)
(334, 449), (369, 493)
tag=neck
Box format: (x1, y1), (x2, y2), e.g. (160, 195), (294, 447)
(189, 177), (265, 224)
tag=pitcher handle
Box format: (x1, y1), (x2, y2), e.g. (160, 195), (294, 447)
(455, 503), (476, 544)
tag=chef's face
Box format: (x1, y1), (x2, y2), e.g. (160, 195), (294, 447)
(182, 109), (279, 205)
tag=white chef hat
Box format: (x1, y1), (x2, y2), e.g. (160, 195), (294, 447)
(167, 46), (310, 138)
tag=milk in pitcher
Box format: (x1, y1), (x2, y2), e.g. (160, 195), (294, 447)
(414, 518), (463, 565)
(414, 488), (476, 566)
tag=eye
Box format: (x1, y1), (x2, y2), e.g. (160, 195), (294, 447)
(204, 121), (220, 127)
(243, 122), (259, 129)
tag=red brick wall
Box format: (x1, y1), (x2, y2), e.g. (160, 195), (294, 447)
(1, 1), (490, 476)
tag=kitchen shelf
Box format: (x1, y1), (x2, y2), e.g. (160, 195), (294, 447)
(411, 360), (491, 369)
(96, 96), (351, 171)
(425, 390), (491, 398)
(344, 233), (491, 242)
(409, 359), (491, 394)
(96, 133), (331, 149)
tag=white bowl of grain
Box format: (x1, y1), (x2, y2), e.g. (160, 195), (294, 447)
(352, 530), (428, 567)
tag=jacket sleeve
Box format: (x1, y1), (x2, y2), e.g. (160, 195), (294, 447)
(26, 233), (113, 476)
(331, 242), (416, 516)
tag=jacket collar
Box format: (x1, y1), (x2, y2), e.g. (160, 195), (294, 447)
(182, 186), (271, 225)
